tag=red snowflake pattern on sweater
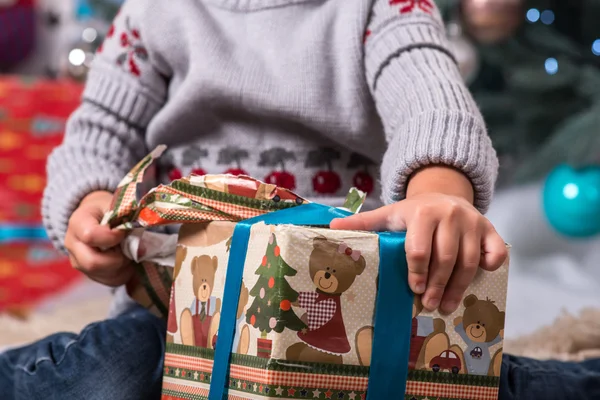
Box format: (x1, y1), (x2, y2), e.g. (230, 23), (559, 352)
(389, 0), (433, 14)
(112, 17), (148, 77)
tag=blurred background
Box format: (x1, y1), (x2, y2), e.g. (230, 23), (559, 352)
(1, 0), (599, 348)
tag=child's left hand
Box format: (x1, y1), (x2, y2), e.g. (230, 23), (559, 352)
(330, 167), (507, 314)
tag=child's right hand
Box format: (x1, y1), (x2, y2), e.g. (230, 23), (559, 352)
(64, 191), (134, 287)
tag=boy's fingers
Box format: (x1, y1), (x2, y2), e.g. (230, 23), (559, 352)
(480, 223), (507, 271)
(440, 231), (481, 314)
(330, 204), (407, 232)
(73, 212), (125, 248)
(423, 221), (459, 311)
(69, 241), (126, 274)
(405, 215), (435, 295)
(92, 264), (135, 287)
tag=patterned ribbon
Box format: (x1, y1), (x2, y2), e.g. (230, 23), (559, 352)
(209, 203), (413, 400)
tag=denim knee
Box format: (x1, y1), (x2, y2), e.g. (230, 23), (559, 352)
(3, 306), (166, 400)
(500, 354), (600, 400)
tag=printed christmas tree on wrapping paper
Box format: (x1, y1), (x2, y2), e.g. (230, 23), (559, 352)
(246, 232), (306, 344)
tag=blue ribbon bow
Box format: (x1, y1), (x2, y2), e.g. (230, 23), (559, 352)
(209, 203), (413, 399)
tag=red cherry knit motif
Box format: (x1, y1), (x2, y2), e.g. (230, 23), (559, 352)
(347, 152), (375, 195)
(353, 171), (374, 194)
(168, 168), (182, 182)
(259, 148), (297, 191)
(306, 148), (342, 195)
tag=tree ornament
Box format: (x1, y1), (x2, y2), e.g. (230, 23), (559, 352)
(260, 288), (265, 299)
(268, 277), (275, 288)
(250, 314), (256, 326)
(261, 255), (267, 266)
(269, 317), (277, 329)
(274, 246), (280, 257)
(461, 0), (524, 44)
(446, 21), (480, 84)
(543, 165), (600, 238)
(280, 300), (291, 311)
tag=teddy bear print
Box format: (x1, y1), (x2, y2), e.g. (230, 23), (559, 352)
(353, 288), (446, 368)
(180, 255), (222, 349)
(166, 245), (187, 343)
(286, 237), (366, 365)
(453, 294), (505, 376)
(212, 281), (251, 354)
(409, 295), (446, 370)
(418, 330), (465, 374)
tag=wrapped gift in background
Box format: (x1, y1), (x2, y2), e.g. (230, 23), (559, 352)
(104, 148), (510, 400)
(0, 76), (84, 315)
(0, 0), (36, 71)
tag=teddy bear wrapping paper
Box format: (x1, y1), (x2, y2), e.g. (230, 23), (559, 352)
(103, 147), (510, 400)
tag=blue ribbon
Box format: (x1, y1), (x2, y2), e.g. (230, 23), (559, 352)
(208, 203), (413, 400)
(0, 225), (48, 243)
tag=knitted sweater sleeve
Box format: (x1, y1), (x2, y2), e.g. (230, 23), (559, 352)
(42, 0), (169, 252)
(365, 0), (498, 213)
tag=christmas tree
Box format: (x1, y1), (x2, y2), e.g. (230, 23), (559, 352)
(433, 0), (600, 187)
(246, 232), (306, 336)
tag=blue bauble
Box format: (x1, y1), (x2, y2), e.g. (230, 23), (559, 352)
(543, 165), (600, 238)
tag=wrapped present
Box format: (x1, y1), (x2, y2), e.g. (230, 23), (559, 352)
(105, 147), (510, 400)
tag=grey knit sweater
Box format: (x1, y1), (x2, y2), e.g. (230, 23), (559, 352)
(43, 0), (498, 252)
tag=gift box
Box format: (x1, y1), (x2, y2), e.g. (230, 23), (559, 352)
(104, 147), (510, 400)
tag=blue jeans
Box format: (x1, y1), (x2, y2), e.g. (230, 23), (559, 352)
(1, 306), (599, 400)
(499, 354), (600, 399)
(0, 305), (166, 400)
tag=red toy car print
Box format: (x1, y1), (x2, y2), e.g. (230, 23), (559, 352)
(430, 350), (462, 374)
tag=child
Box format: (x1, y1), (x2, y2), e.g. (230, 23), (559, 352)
(1, 0), (597, 399)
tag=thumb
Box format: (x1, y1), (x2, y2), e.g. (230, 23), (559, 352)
(330, 204), (406, 232)
(77, 215), (126, 249)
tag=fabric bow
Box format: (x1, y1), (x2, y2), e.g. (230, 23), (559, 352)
(338, 242), (361, 261)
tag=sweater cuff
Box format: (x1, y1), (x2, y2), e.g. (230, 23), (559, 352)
(83, 63), (164, 128)
(42, 145), (130, 253)
(380, 110), (497, 213)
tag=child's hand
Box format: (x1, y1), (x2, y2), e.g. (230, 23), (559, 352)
(64, 191), (133, 287)
(330, 167), (507, 314)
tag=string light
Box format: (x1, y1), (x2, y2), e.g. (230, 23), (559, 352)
(540, 10), (555, 25)
(526, 8), (540, 23)
(68, 49), (86, 66)
(82, 28), (98, 43)
(545, 58), (558, 75)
